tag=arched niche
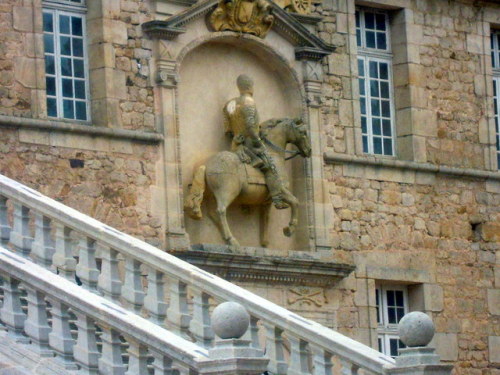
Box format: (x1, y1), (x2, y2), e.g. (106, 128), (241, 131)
(178, 37), (309, 250)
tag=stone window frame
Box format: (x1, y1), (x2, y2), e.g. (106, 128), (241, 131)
(42, 2), (90, 122)
(375, 285), (408, 357)
(491, 30), (500, 169)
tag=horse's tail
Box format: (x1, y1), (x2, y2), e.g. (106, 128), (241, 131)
(184, 165), (206, 220)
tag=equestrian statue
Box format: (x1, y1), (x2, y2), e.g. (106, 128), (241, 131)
(184, 75), (311, 247)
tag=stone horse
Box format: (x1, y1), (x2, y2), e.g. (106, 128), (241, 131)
(184, 117), (311, 247)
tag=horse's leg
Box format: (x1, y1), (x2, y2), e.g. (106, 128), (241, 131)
(260, 203), (272, 247)
(281, 188), (299, 237)
(208, 175), (241, 247)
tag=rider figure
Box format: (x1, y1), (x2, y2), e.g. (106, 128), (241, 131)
(223, 74), (288, 209)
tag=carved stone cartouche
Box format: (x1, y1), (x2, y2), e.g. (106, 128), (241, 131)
(209, 0), (274, 38)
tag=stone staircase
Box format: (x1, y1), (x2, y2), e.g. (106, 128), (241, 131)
(0, 174), (452, 375)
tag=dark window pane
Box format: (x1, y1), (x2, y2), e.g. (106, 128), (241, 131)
(376, 13), (386, 30)
(370, 80), (379, 97)
(380, 63), (389, 80)
(47, 98), (57, 117)
(60, 15), (70, 34)
(43, 12), (53, 32)
(397, 307), (405, 322)
(71, 17), (83, 36)
(497, 153), (500, 167)
(365, 12), (375, 29)
(382, 119), (392, 135)
(373, 118), (381, 135)
(382, 100), (391, 117)
(380, 81), (389, 98)
(362, 135), (368, 153)
(63, 99), (74, 119)
(387, 290), (395, 306)
(62, 78), (73, 98)
(357, 30), (362, 47)
(355, 11), (360, 27)
(369, 61), (378, 78)
(45, 55), (55, 75)
(378, 338), (382, 352)
(360, 97), (366, 115)
(359, 79), (365, 96)
(371, 99), (380, 116)
(358, 59), (365, 77)
(46, 76), (56, 96)
(60, 36), (71, 55)
(74, 59), (84, 78)
(75, 101), (87, 120)
(73, 38), (83, 57)
(396, 291), (404, 306)
(44, 34), (54, 53)
(383, 138), (393, 155)
(377, 32), (387, 50)
(61, 57), (72, 76)
(366, 31), (376, 48)
(361, 116), (367, 133)
(390, 339), (398, 357)
(373, 137), (382, 155)
(74, 80), (85, 99)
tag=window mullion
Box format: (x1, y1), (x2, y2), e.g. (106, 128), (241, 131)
(54, 10), (63, 118)
(365, 57), (374, 154)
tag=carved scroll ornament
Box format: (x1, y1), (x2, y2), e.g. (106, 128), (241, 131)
(209, 0), (274, 38)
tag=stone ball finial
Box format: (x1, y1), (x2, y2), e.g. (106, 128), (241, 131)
(398, 311), (435, 347)
(211, 301), (250, 339)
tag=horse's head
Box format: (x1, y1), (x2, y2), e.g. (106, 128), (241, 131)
(286, 117), (312, 158)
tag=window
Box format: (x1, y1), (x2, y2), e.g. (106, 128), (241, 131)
(356, 9), (395, 156)
(376, 286), (408, 357)
(43, 1), (89, 121)
(492, 31), (500, 169)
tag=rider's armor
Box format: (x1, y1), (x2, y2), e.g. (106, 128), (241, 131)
(223, 78), (288, 209)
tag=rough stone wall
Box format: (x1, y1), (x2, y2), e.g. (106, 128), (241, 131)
(0, 0), (38, 117)
(0, 128), (164, 247)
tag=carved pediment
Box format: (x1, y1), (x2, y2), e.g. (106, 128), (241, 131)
(142, 0), (335, 61)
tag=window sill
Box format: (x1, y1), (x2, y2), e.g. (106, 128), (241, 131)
(324, 152), (500, 181)
(0, 115), (163, 143)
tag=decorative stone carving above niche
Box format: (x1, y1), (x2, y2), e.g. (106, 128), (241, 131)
(142, 0), (334, 61)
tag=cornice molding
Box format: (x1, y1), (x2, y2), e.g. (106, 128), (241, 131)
(170, 246), (355, 287)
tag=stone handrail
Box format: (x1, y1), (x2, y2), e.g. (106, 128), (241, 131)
(0, 173), (396, 375)
(0, 245), (207, 373)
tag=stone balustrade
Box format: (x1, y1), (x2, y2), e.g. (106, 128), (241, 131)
(0, 246), (207, 374)
(0, 173), (397, 375)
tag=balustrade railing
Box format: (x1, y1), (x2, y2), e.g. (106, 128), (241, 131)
(0, 174), (396, 375)
(0, 246), (206, 374)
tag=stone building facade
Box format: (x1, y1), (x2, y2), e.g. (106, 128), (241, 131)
(0, 0), (499, 374)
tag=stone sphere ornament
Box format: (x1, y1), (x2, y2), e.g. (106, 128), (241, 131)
(211, 301), (250, 339)
(398, 311), (435, 347)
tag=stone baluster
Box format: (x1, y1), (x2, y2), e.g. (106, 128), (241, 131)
(52, 223), (76, 281)
(73, 311), (100, 375)
(31, 214), (55, 268)
(264, 323), (287, 375)
(97, 245), (122, 302)
(310, 345), (333, 375)
(23, 285), (52, 356)
(75, 235), (99, 291)
(98, 325), (126, 375)
(0, 276), (27, 342)
(166, 278), (190, 339)
(0, 196), (11, 244)
(122, 256), (145, 314)
(288, 334), (311, 375)
(47, 298), (77, 369)
(124, 337), (149, 375)
(10, 203), (33, 257)
(143, 266), (167, 326)
(189, 288), (214, 348)
(248, 316), (260, 349)
(150, 348), (173, 375)
(340, 359), (359, 375)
